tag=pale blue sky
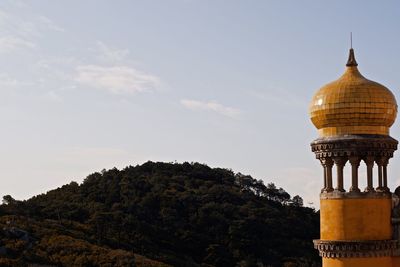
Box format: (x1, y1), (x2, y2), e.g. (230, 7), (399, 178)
(1, 0), (400, 207)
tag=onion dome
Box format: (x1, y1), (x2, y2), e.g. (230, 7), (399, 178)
(309, 49), (397, 137)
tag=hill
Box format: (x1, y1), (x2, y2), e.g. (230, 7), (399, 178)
(0, 161), (320, 266)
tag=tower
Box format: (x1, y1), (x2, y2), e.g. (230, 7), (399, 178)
(309, 48), (398, 267)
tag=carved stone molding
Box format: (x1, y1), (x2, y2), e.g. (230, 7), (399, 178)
(311, 135), (398, 160)
(313, 239), (398, 258)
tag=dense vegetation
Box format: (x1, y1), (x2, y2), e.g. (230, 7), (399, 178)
(0, 161), (320, 266)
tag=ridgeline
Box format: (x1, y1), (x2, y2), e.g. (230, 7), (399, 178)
(0, 161), (320, 267)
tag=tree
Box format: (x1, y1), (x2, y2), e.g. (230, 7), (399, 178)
(291, 195), (304, 207)
(2, 195), (16, 205)
(0, 161), (320, 266)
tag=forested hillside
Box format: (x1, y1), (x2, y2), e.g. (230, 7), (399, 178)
(0, 162), (320, 266)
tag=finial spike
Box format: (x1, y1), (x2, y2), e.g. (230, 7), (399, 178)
(350, 32), (352, 49)
(346, 48), (358, 67)
(346, 33), (358, 67)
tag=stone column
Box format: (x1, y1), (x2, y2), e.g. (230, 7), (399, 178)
(320, 159), (327, 193)
(382, 158), (389, 192)
(364, 156), (375, 192)
(333, 157), (346, 192)
(376, 157), (384, 191)
(349, 156), (361, 193)
(321, 158), (334, 192)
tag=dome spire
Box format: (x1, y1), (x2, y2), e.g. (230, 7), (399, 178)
(346, 33), (358, 66)
(346, 48), (358, 66)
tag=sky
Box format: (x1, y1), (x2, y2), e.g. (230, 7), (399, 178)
(1, 0), (400, 208)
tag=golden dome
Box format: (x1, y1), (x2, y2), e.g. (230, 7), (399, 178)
(309, 49), (397, 137)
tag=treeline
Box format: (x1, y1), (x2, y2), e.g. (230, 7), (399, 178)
(1, 161), (320, 266)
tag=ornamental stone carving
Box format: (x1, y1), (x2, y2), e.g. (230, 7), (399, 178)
(311, 135), (398, 160)
(313, 240), (398, 258)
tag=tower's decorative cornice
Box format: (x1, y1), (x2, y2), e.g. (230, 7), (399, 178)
(313, 240), (398, 258)
(311, 135), (398, 160)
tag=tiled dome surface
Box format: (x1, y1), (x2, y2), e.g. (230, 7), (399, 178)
(309, 50), (397, 137)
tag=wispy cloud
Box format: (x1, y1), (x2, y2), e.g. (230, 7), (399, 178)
(0, 5), (159, 100)
(0, 36), (35, 53)
(95, 41), (130, 63)
(75, 65), (161, 95)
(0, 4), (64, 56)
(181, 99), (242, 119)
(37, 15), (65, 32)
(0, 6), (64, 39)
(42, 90), (63, 102)
(13, 1), (29, 8)
(0, 73), (32, 88)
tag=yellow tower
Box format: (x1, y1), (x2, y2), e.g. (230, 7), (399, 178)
(309, 48), (399, 267)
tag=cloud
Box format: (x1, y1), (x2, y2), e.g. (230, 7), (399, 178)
(181, 99), (242, 119)
(95, 41), (130, 63)
(0, 36), (35, 53)
(75, 65), (161, 95)
(37, 15), (65, 32)
(13, 1), (29, 8)
(0, 73), (32, 88)
(42, 90), (63, 102)
(0, 73), (22, 87)
(0, 7), (64, 40)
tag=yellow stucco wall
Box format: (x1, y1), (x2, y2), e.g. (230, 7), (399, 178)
(323, 257), (392, 267)
(320, 197), (392, 240)
(392, 256), (400, 267)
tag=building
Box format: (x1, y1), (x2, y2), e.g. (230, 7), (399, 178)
(309, 48), (400, 267)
